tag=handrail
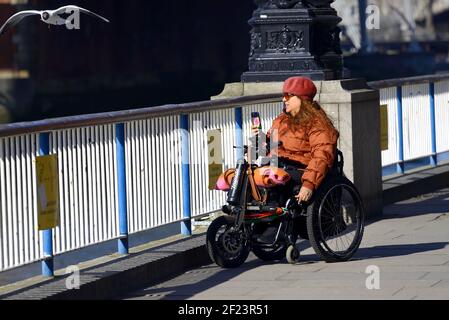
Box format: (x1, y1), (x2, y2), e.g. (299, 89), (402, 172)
(3, 71), (449, 138)
(368, 72), (449, 89)
(0, 94), (281, 138)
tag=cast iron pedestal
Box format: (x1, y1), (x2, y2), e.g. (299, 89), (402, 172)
(242, 0), (345, 82)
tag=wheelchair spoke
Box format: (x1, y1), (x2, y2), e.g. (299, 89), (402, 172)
(321, 209), (336, 226)
(321, 209), (334, 219)
(323, 197), (338, 218)
(331, 188), (339, 209)
(322, 197), (336, 214)
(342, 231), (352, 249)
(335, 222), (349, 250)
(331, 233), (341, 252)
(339, 228), (349, 251)
(335, 225), (342, 252)
(338, 234), (344, 252)
(321, 223), (335, 238)
(328, 191), (339, 215)
(331, 188), (341, 211)
(321, 222), (334, 234)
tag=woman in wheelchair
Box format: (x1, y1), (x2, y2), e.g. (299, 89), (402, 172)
(207, 77), (365, 268)
(252, 76), (339, 244)
(253, 76), (339, 206)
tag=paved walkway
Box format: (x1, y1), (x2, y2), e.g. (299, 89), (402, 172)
(120, 188), (449, 300)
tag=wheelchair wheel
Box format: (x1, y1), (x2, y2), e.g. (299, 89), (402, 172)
(206, 215), (250, 268)
(306, 176), (365, 263)
(286, 245), (300, 264)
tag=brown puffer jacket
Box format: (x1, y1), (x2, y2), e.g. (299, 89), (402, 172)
(266, 113), (339, 191)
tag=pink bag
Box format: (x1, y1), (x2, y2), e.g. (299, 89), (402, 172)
(215, 167), (291, 191)
(215, 169), (236, 191)
(253, 166), (291, 188)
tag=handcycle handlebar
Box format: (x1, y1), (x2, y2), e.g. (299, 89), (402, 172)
(233, 141), (283, 156)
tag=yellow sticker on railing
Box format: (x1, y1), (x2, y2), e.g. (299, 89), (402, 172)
(36, 154), (60, 230)
(208, 129), (224, 190)
(380, 105), (389, 151)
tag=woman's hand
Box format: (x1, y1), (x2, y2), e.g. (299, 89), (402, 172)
(251, 125), (260, 135)
(296, 186), (313, 203)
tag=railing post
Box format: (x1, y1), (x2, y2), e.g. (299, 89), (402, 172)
(235, 107), (244, 161)
(429, 82), (437, 166)
(180, 114), (192, 236)
(39, 132), (54, 277)
(115, 123), (129, 254)
(396, 86), (405, 174)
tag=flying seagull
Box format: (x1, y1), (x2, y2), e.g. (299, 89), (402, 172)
(0, 5), (110, 36)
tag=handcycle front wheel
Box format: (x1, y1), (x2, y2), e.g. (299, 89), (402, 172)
(206, 215), (250, 268)
(306, 176), (365, 263)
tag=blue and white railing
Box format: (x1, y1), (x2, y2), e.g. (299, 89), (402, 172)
(0, 95), (282, 274)
(371, 74), (449, 176)
(1, 73), (449, 275)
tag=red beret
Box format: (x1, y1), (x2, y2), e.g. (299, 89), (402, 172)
(283, 77), (317, 101)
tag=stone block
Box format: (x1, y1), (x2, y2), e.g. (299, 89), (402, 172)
(211, 83), (244, 100)
(243, 82), (284, 96)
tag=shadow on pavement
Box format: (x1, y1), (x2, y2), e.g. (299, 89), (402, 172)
(0, 222), (180, 287)
(117, 239), (320, 300)
(118, 257), (269, 300)
(119, 240), (449, 300)
(354, 242), (449, 260)
(381, 189), (449, 220)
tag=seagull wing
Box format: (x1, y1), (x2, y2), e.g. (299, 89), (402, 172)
(54, 5), (110, 23)
(0, 10), (41, 36)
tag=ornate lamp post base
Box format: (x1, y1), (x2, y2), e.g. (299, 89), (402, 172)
(242, 0), (345, 82)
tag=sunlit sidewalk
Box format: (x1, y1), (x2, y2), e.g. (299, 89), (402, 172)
(122, 188), (449, 300)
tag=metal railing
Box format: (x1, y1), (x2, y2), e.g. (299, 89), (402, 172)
(0, 94), (282, 274)
(2, 72), (449, 275)
(370, 73), (449, 174)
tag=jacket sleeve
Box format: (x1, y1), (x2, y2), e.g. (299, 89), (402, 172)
(301, 120), (339, 191)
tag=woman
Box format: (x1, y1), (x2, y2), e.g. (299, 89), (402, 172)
(253, 76), (339, 206)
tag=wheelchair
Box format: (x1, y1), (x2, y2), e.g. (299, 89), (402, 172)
(206, 147), (365, 268)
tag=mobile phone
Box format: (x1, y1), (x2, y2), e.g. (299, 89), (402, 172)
(251, 112), (261, 161)
(251, 112), (262, 129)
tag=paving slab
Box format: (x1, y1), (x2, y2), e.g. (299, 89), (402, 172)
(121, 188), (449, 301)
